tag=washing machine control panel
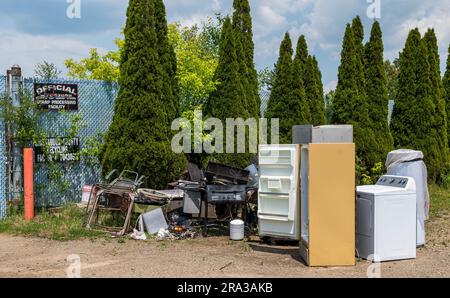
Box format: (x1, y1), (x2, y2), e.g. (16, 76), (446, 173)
(376, 175), (410, 188)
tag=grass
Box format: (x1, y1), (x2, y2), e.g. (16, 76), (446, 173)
(0, 204), (104, 241)
(429, 184), (450, 219)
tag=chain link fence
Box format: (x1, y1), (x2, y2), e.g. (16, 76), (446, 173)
(0, 75), (6, 218)
(260, 90), (270, 116)
(23, 78), (118, 207)
(0, 77), (118, 212)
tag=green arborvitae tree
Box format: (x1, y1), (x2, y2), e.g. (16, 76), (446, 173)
(310, 56), (326, 125)
(265, 33), (295, 144)
(296, 35), (309, 81)
(424, 29), (449, 174)
(331, 24), (378, 167)
(291, 37), (311, 125)
(232, 0), (260, 118)
(352, 16), (366, 96)
(293, 35), (325, 126)
(364, 21), (394, 163)
(234, 28), (249, 114)
(415, 37), (441, 181)
(205, 17), (251, 168)
(391, 29), (440, 180)
(391, 30), (421, 147)
(352, 16), (364, 45)
(444, 45), (450, 149)
(154, 0), (179, 121)
(303, 56), (323, 126)
(101, 0), (186, 189)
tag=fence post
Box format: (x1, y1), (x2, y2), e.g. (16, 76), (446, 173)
(24, 148), (34, 220)
(6, 65), (23, 202)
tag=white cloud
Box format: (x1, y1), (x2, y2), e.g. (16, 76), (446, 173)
(296, 0), (363, 52)
(387, 0), (450, 67)
(253, 0), (312, 38)
(176, 14), (211, 28)
(254, 36), (284, 61)
(165, 0), (229, 24)
(324, 80), (337, 93)
(252, 0), (313, 66)
(258, 0), (312, 14)
(259, 6), (287, 28)
(0, 29), (102, 78)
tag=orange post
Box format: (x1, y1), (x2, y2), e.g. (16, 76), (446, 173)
(24, 148), (34, 221)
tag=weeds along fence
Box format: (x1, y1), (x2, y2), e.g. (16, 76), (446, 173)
(0, 76), (118, 217)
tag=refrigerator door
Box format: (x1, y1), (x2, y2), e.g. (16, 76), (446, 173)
(258, 145), (300, 239)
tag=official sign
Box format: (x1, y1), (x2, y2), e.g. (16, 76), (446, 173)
(34, 137), (80, 163)
(34, 83), (79, 111)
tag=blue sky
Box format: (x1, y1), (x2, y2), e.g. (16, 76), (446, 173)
(1, 0), (450, 92)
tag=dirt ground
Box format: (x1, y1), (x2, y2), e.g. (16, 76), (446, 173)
(0, 215), (448, 278)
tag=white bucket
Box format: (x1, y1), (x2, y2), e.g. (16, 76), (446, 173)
(230, 219), (245, 241)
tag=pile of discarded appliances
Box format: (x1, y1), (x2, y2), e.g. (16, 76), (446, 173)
(84, 162), (258, 240)
(258, 125), (430, 266)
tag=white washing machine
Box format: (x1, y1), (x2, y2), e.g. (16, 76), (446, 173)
(356, 175), (417, 262)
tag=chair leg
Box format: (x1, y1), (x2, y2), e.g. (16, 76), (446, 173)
(116, 196), (134, 237)
(86, 193), (101, 229)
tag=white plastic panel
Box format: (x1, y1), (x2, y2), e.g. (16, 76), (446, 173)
(356, 185), (417, 262)
(259, 177), (291, 194)
(258, 193), (290, 217)
(375, 194), (416, 261)
(258, 144), (300, 240)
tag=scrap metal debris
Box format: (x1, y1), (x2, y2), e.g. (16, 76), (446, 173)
(83, 162), (259, 240)
(84, 170), (144, 237)
(156, 228), (197, 241)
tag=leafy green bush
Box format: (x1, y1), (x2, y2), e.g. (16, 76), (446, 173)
(357, 161), (385, 185)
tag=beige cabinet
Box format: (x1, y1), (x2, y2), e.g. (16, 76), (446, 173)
(299, 143), (356, 267)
